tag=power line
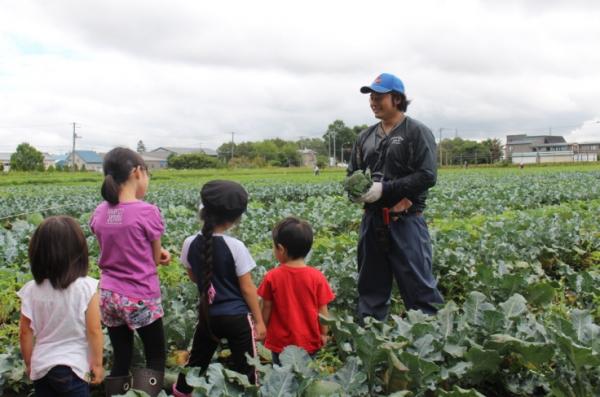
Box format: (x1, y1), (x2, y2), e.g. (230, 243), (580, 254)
(0, 202), (95, 222)
(0, 122), (69, 129)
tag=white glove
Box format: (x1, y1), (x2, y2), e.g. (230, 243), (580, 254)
(360, 182), (383, 203)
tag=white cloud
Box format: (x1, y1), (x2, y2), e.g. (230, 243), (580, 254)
(1, 0), (599, 152)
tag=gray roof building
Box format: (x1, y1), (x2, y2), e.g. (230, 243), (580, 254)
(149, 147), (218, 159)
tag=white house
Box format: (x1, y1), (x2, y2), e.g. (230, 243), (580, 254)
(0, 152), (11, 172)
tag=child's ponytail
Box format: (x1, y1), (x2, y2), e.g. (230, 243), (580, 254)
(198, 209), (218, 341)
(101, 147), (147, 205)
(101, 174), (120, 205)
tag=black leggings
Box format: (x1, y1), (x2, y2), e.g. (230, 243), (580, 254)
(107, 318), (166, 376)
(176, 314), (257, 393)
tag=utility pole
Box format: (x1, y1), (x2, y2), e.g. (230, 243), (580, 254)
(299, 136), (307, 150)
(71, 122), (81, 171)
(332, 131), (336, 165)
(231, 131), (235, 160)
(327, 132), (331, 163)
(438, 128), (442, 167)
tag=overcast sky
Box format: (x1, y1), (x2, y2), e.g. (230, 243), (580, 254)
(1, 0), (599, 153)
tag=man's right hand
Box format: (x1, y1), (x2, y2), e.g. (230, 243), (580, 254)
(391, 198), (412, 219)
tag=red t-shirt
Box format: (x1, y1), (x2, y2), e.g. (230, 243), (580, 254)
(257, 264), (335, 354)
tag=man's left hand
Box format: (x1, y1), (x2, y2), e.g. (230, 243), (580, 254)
(360, 182), (382, 203)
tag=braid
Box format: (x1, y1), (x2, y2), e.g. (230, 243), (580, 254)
(199, 211), (218, 341)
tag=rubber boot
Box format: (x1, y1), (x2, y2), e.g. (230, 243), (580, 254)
(104, 375), (132, 396)
(132, 368), (164, 397)
(172, 383), (192, 397)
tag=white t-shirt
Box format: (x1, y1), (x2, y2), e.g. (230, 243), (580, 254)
(180, 232), (256, 276)
(17, 276), (98, 381)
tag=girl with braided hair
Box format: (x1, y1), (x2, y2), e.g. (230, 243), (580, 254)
(173, 180), (266, 397)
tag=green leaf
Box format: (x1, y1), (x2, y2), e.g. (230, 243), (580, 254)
(330, 357), (367, 394)
(553, 331), (600, 371)
(116, 391), (151, 397)
(186, 367), (206, 388)
(570, 309), (600, 346)
(26, 213), (44, 226)
(303, 380), (342, 397)
(499, 274), (527, 298)
(443, 343), (466, 358)
(481, 309), (506, 334)
(440, 359), (472, 381)
(525, 282), (556, 307)
(260, 367), (299, 397)
(437, 385), (486, 396)
(279, 346), (316, 378)
(223, 369), (259, 395)
(437, 301), (459, 340)
(188, 364), (247, 397)
(398, 351), (440, 389)
(354, 329), (388, 388)
(465, 346), (501, 374)
(410, 334), (436, 359)
(499, 294), (527, 319)
(463, 292), (494, 325)
(383, 351), (409, 393)
(485, 334), (554, 367)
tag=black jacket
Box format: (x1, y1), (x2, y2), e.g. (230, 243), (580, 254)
(347, 116), (437, 212)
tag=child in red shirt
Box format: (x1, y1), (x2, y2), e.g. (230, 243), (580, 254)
(257, 217), (335, 365)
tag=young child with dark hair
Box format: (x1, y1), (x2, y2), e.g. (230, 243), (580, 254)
(172, 180), (266, 397)
(90, 147), (171, 397)
(257, 216), (335, 365)
(18, 216), (103, 397)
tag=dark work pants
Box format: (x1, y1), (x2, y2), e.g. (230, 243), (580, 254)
(175, 314), (257, 393)
(33, 366), (89, 397)
(357, 210), (444, 321)
(107, 318), (166, 376)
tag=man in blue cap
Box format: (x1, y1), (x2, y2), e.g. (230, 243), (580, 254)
(348, 72), (444, 320)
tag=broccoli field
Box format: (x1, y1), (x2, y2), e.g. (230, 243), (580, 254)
(1, 165), (599, 396)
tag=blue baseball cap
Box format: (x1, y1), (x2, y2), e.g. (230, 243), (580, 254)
(360, 73), (405, 94)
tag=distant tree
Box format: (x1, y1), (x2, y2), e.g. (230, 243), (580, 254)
(439, 137), (503, 165)
(279, 142), (301, 167)
(217, 142), (235, 161)
(10, 143), (44, 171)
(47, 165), (55, 172)
(80, 164), (87, 172)
(254, 140), (279, 163)
(481, 138), (503, 163)
(323, 120), (361, 162)
(137, 140), (146, 153)
(167, 153), (220, 169)
(316, 155), (328, 168)
(352, 124), (369, 136)
(297, 137), (327, 157)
